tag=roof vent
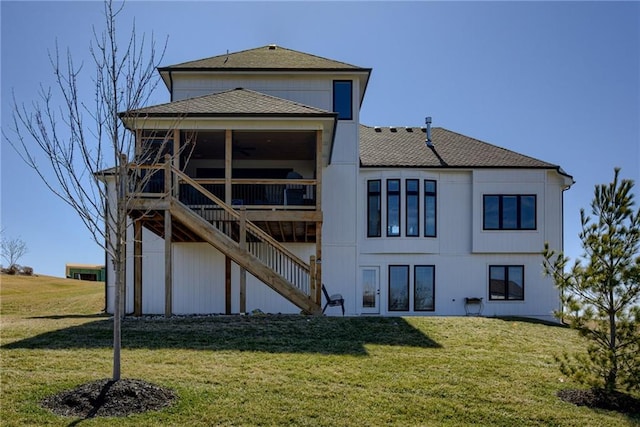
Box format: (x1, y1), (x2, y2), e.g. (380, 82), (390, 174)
(425, 117), (433, 147)
(268, 44), (277, 50)
(405, 127), (413, 132)
(374, 126), (381, 132)
(390, 127), (397, 133)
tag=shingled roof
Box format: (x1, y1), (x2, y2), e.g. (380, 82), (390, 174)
(360, 125), (569, 174)
(120, 88), (336, 118)
(158, 45), (372, 104)
(160, 44), (370, 72)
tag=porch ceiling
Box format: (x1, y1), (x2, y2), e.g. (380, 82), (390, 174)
(188, 130), (316, 161)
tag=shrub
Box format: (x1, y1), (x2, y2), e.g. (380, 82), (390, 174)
(4, 264), (20, 275)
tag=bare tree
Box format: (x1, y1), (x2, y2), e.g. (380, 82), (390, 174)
(1, 233), (28, 268)
(3, 0), (180, 381)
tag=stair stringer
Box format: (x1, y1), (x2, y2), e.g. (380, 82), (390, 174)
(170, 200), (322, 315)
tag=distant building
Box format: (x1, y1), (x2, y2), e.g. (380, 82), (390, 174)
(66, 264), (105, 281)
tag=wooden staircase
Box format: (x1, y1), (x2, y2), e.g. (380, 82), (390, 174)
(130, 164), (322, 315)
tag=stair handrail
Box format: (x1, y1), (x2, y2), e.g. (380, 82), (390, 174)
(171, 166), (311, 273)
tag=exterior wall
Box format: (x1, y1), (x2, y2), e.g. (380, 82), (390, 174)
(104, 69), (569, 320)
(171, 73), (333, 108)
(355, 168), (566, 321)
(66, 265), (106, 281)
(116, 231), (315, 315)
(472, 170), (547, 254)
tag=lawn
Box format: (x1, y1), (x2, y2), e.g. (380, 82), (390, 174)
(1, 274), (637, 426)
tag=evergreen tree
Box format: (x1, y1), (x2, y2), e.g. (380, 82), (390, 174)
(543, 168), (640, 392)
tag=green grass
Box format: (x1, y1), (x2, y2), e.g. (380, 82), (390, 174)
(1, 274), (637, 426)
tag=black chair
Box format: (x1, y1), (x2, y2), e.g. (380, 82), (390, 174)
(322, 284), (345, 316)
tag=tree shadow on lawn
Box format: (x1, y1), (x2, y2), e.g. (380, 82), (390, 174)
(493, 316), (569, 328)
(30, 313), (108, 320)
(3, 316), (440, 355)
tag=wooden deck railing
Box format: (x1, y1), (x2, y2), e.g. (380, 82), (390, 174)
(129, 161), (315, 299)
(128, 163), (317, 209)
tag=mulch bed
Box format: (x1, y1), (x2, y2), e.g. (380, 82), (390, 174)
(558, 388), (640, 416)
(41, 378), (177, 418)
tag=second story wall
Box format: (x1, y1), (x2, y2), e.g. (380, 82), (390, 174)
(170, 73), (362, 166)
(472, 169), (555, 254)
(358, 168), (566, 257)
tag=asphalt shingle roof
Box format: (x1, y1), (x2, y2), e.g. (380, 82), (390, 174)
(160, 45), (369, 72)
(121, 88), (335, 117)
(360, 125), (564, 171)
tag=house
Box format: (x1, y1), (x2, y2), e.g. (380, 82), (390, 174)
(104, 45), (573, 320)
(66, 263), (106, 281)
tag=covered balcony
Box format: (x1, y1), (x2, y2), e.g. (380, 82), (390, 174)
(132, 128), (325, 242)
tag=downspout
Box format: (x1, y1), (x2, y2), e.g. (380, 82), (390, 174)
(559, 179), (572, 323)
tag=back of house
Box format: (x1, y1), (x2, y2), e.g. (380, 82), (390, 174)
(103, 45), (572, 321)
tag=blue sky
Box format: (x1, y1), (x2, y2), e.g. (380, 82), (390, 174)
(1, 1), (639, 277)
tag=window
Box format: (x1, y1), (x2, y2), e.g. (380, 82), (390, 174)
(367, 180), (381, 237)
(406, 179), (419, 236)
(387, 180), (401, 236)
(414, 266), (435, 311)
(483, 195), (536, 230)
(489, 266), (524, 300)
(389, 265), (409, 311)
(333, 80), (353, 120)
(424, 180), (437, 237)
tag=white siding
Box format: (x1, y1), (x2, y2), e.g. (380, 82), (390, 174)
(472, 170), (546, 254)
(172, 74), (333, 111)
(353, 168), (565, 321)
(357, 253), (558, 320)
(172, 243), (226, 314)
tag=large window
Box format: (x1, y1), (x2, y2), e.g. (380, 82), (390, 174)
(367, 180), (381, 237)
(387, 179), (401, 236)
(406, 179), (419, 236)
(483, 195), (536, 230)
(389, 265), (409, 311)
(489, 266), (524, 300)
(424, 180), (437, 237)
(414, 266), (435, 311)
(333, 80), (353, 120)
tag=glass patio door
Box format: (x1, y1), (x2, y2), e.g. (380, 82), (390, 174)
(360, 267), (380, 314)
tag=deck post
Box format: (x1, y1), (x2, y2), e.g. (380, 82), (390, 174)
(164, 154), (172, 197)
(310, 255), (317, 302)
(315, 130), (323, 211)
(315, 223), (322, 306)
(172, 129), (180, 198)
(164, 156), (172, 317)
(225, 129), (232, 205)
(315, 130), (323, 306)
(164, 211), (172, 318)
(133, 219), (142, 316)
(225, 256), (232, 314)
(239, 206), (247, 314)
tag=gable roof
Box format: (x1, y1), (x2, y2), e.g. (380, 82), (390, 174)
(120, 88), (336, 118)
(160, 44), (369, 72)
(360, 125), (571, 178)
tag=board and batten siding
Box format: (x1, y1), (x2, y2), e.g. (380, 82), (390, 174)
(357, 252), (559, 319)
(472, 169), (549, 254)
(120, 235), (319, 315)
(171, 74), (336, 113)
(354, 168), (563, 320)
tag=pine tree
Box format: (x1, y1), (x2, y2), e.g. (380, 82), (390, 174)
(543, 168), (640, 393)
